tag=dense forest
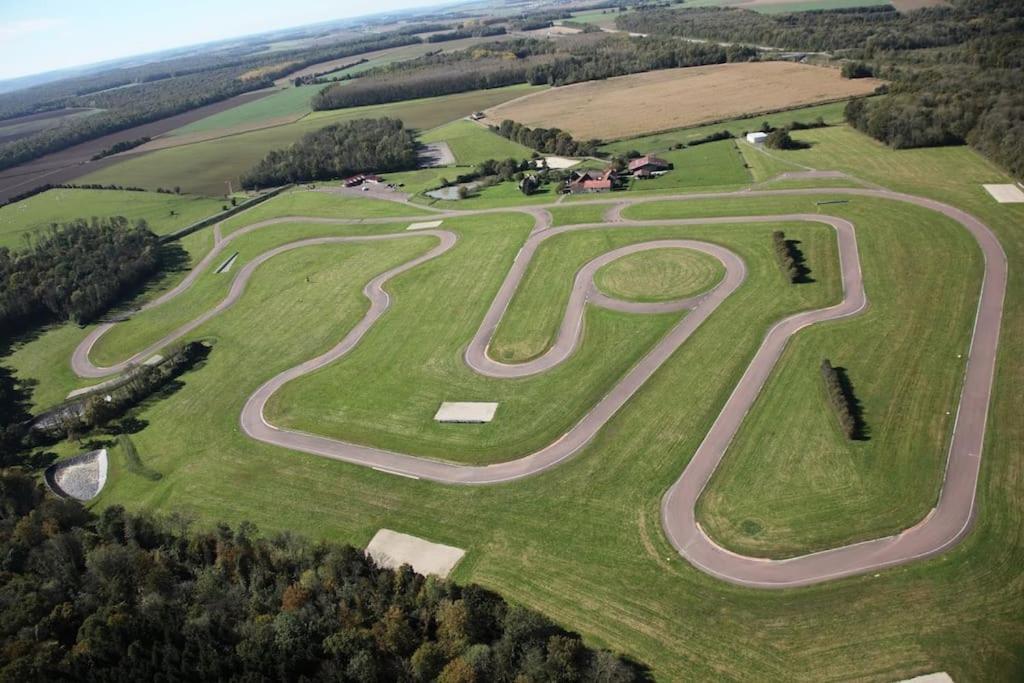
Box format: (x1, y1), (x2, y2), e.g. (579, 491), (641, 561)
(617, 0), (1024, 178)
(240, 118), (419, 189)
(0, 217), (163, 334)
(313, 34), (756, 111)
(0, 470), (644, 681)
(0, 32), (423, 173)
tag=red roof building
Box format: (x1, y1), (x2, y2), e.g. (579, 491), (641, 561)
(628, 155), (672, 177)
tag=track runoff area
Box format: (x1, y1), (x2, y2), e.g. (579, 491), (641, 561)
(70, 180), (1006, 589)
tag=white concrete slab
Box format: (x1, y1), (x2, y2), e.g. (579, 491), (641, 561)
(540, 156), (580, 170)
(143, 354), (164, 366)
(983, 184), (1024, 203)
(365, 529), (465, 578)
(407, 220), (444, 231)
(434, 401), (499, 423)
(894, 674), (953, 683)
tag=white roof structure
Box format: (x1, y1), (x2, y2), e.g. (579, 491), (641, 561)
(365, 529), (466, 577)
(433, 401), (499, 423)
(407, 220), (444, 230)
(983, 184), (1024, 203)
(746, 132), (769, 144)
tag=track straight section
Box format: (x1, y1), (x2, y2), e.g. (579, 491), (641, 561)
(69, 187), (1007, 588)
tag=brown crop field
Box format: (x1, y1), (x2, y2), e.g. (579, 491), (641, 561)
(482, 61), (883, 141)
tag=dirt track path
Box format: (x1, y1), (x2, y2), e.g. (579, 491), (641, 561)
(68, 184), (1007, 588)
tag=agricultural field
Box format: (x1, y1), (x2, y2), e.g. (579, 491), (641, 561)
(0, 107), (102, 144)
(624, 140), (752, 192)
(79, 84), (545, 196)
(687, 0), (894, 12)
(0, 188), (224, 249)
(483, 62), (882, 141)
(165, 86), (316, 138)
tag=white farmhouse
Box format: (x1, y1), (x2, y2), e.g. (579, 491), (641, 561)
(746, 132), (769, 145)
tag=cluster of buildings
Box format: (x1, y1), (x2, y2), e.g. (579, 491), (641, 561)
(563, 154), (672, 194)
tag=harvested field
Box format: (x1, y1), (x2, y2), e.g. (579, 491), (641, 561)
(483, 62), (882, 141)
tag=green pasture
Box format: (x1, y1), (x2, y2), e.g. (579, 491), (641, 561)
(419, 119), (535, 166)
(594, 247), (726, 303)
(169, 87), (316, 137)
(0, 188), (224, 249)
(625, 140), (751, 192)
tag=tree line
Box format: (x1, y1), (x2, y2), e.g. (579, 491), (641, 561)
(426, 25), (507, 43)
(90, 136), (151, 160)
(0, 217), (163, 335)
(0, 469), (645, 681)
(30, 341), (209, 444)
(240, 118), (419, 189)
(771, 230), (811, 283)
(494, 120), (601, 157)
(821, 359), (866, 440)
(312, 34), (757, 111)
(617, 1), (1024, 180)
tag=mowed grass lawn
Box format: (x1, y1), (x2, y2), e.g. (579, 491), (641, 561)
(625, 139), (751, 192)
(0, 188), (223, 248)
(594, 247), (725, 302)
(219, 189), (432, 236)
(419, 119), (534, 166)
(80, 84), (545, 196)
(7, 122), (1024, 680)
(547, 203), (608, 226)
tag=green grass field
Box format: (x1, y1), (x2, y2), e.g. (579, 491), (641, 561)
(626, 140), (751, 192)
(0, 188), (224, 249)
(7, 116), (1024, 680)
(218, 189), (431, 236)
(594, 247), (726, 302)
(601, 100), (850, 156)
(79, 84), (545, 196)
(419, 119), (535, 166)
(168, 86), (316, 136)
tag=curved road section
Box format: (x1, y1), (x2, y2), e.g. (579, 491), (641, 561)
(69, 187), (1007, 589)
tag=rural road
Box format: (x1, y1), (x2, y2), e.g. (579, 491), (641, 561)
(68, 184), (1007, 588)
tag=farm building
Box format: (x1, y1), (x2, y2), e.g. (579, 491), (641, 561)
(628, 155), (672, 178)
(746, 132), (768, 145)
(565, 168), (619, 194)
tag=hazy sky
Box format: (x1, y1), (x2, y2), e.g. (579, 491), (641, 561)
(0, 0), (441, 81)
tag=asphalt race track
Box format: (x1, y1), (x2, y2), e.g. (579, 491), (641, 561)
(68, 183), (1007, 588)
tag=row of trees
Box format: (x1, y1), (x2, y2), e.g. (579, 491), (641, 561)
(312, 34), (757, 112)
(617, 1), (1024, 180)
(0, 217), (163, 335)
(821, 359), (864, 440)
(494, 120), (601, 157)
(426, 25), (507, 43)
(31, 342), (208, 443)
(89, 135), (151, 160)
(240, 118), (419, 189)
(772, 230), (801, 283)
(0, 470), (644, 680)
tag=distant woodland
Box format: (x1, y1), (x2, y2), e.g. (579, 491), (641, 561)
(0, 470), (644, 681)
(312, 35), (757, 111)
(240, 118), (419, 189)
(0, 33), (422, 173)
(618, 0), (1024, 178)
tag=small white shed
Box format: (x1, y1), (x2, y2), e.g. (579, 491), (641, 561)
(746, 132), (769, 145)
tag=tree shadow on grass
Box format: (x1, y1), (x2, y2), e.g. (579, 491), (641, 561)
(833, 365), (870, 441)
(784, 238), (814, 283)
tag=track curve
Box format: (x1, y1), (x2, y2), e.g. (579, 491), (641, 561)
(67, 185), (1007, 588)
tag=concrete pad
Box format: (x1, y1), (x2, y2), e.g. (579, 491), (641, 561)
(365, 529), (465, 578)
(407, 220), (444, 231)
(983, 184), (1024, 203)
(541, 156), (580, 170)
(67, 377), (120, 399)
(434, 401), (499, 423)
(894, 674), (953, 683)
(45, 449), (108, 501)
(143, 354), (164, 366)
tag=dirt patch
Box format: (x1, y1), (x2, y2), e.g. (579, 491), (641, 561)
(418, 142), (456, 168)
(365, 529), (465, 577)
(482, 61), (882, 141)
